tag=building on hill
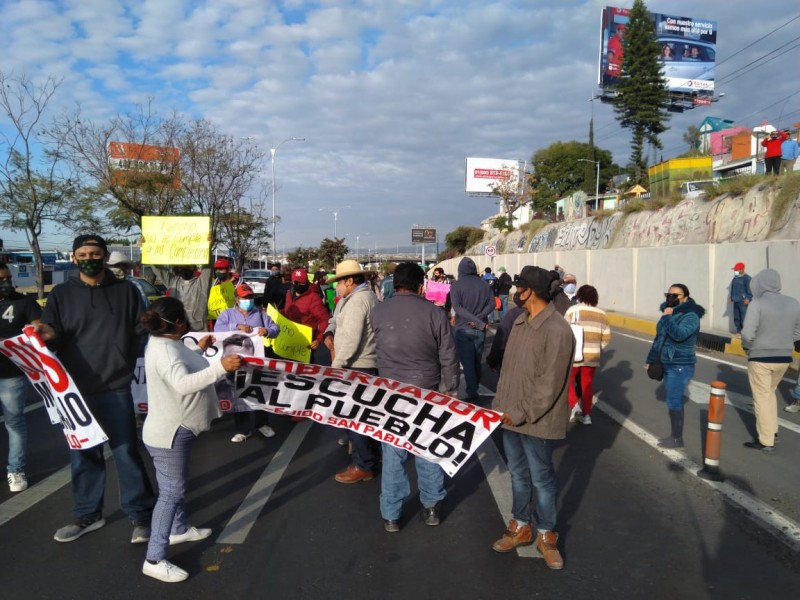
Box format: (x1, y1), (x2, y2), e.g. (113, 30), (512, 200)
(648, 157), (713, 198)
(697, 116), (734, 154)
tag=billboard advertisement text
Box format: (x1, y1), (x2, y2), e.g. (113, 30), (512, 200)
(464, 158), (521, 195)
(411, 228), (437, 244)
(108, 141), (181, 189)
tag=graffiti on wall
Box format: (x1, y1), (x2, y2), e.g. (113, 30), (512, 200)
(527, 215), (621, 253)
(706, 189), (772, 243)
(617, 198), (708, 247)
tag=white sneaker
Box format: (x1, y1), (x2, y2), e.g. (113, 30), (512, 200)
(784, 401), (800, 413)
(7, 471), (27, 492)
(580, 414), (593, 425)
(142, 560), (188, 583)
(231, 433), (251, 443)
(569, 405), (582, 423)
(169, 526), (212, 545)
(257, 425), (276, 438)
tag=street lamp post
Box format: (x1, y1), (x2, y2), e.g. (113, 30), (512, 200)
(578, 158), (600, 211)
(270, 137), (305, 264)
(319, 206), (350, 238)
(356, 233), (369, 264)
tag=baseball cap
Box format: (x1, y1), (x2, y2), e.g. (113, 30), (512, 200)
(107, 251), (132, 266)
(214, 258), (230, 269)
(72, 234), (108, 254)
(291, 268), (309, 283)
(516, 266), (556, 296)
(236, 283), (255, 298)
(732, 262), (745, 271)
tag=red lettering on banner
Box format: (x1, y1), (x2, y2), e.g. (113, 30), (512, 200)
(447, 400), (474, 416)
(297, 364), (321, 376)
(37, 350), (70, 394)
(423, 391), (451, 405)
(345, 371), (372, 385)
(218, 400), (232, 412)
(373, 378), (400, 390)
(470, 409), (502, 429)
(322, 367), (346, 380)
(1, 339), (43, 380)
(137, 403), (149, 413)
(363, 425), (376, 435)
(396, 386), (421, 399)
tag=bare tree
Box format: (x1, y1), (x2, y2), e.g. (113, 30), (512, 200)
(0, 72), (81, 298)
(217, 188), (272, 272)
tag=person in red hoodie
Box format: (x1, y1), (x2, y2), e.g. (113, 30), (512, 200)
(762, 130), (788, 175)
(281, 268), (331, 365)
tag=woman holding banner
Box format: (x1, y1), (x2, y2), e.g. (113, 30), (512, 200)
(140, 297), (242, 583)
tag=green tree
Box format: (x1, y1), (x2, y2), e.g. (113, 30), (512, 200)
(286, 246), (319, 269)
(680, 125), (704, 157)
(611, 0), (670, 184)
(317, 237), (348, 269)
(528, 141), (616, 213)
(444, 226), (485, 254)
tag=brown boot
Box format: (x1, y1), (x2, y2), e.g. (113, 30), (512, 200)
(334, 464), (373, 484)
(536, 531), (564, 570)
(491, 520), (533, 552)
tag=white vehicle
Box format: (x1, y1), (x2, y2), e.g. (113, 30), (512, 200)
(680, 180), (716, 199)
(242, 269), (271, 295)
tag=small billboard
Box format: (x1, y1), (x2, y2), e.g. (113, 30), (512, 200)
(599, 6), (717, 95)
(108, 141), (180, 188)
(465, 158), (522, 195)
(411, 228), (437, 244)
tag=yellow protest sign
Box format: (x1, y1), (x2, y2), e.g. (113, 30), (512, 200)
(207, 281), (236, 320)
(265, 304), (313, 363)
(141, 215), (211, 264)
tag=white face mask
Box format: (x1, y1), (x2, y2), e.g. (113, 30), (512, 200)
(564, 283), (577, 294)
(110, 267), (127, 280)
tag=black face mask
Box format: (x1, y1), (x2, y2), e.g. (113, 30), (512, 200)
(214, 271), (227, 281)
(513, 289), (528, 308)
(293, 283), (309, 295)
(0, 279), (14, 299)
(664, 293), (681, 308)
(178, 268), (194, 281)
(77, 258), (105, 277)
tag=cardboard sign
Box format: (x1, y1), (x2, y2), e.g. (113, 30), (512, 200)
(207, 281), (236, 320)
(425, 280), (450, 305)
(265, 304), (312, 363)
(141, 215), (211, 264)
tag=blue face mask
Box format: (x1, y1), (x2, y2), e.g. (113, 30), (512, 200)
(239, 299), (254, 311)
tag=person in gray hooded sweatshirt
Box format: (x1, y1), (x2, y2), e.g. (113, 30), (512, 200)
(741, 268), (800, 453)
(450, 258), (495, 402)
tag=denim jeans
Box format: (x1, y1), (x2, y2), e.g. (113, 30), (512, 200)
(497, 295), (509, 322)
(145, 427), (195, 561)
(793, 371), (800, 402)
(663, 364), (695, 411)
(454, 328), (485, 398)
(379, 443), (446, 520)
(70, 388), (155, 522)
(0, 376), (29, 473)
(503, 430), (558, 533)
(732, 301), (748, 332)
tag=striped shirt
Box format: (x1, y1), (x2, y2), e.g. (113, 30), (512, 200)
(565, 304), (611, 367)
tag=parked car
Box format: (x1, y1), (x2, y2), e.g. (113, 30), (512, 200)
(241, 269), (271, 295)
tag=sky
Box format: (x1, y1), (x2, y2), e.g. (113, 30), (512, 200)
(1, 0), (798, 254)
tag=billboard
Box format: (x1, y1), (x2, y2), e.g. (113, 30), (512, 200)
(464, 158), (522, 195)
(411, 227), (437, 244)
(599, 7), (717, 95)
(108, 141), (180, 188)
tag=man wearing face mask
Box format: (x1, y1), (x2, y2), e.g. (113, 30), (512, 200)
(34, 234), (155, 544)
(207, 258), (236, 329)
(281, 268), (330, 365)
(562, 274), (578, 305)
(0, 263), (42, 493)
(107, 251), (150, 309)
(149, 260), (213, 332)
(727, 262), (752, 338)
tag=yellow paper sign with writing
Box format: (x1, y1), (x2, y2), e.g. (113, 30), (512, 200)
(141, 215), (211, 264)
(265, 304), (312, 363)
(207, 282), (236, 321)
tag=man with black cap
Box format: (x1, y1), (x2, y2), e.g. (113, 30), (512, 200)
(490, 265), (574, 570)
(35, 234), (155, 544)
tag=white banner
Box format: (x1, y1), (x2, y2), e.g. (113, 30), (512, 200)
(0, 327), (108, 449)
(237, 357), (502, 476)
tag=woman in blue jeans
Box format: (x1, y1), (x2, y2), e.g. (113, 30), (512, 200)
(645, 284), (705, 448)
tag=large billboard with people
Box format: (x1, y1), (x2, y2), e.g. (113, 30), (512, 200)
(599, 6), (717, 95)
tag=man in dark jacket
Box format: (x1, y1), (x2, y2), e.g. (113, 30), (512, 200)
(281, 268), (330, 364)
(450, 258), (494, 402)
(491, 266), (573, 570)
(36, 234), (154, 544)
(372, 262), (459, 532)
(496, 267), (513, 322)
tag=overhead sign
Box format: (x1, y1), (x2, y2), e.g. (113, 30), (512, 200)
(141, 215), (211, 264)
(411, 227), (437, 244)
(108, 141), (180, 189)
(465, 158), (522, 195)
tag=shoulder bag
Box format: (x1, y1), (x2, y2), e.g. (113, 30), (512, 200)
(647, 338), (665, 381)
(570, 309), (584, 363)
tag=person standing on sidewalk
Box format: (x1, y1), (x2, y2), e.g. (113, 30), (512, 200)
(372, 263), (459, 532)
(728, 262), (752, 337)
(491, 266), (574, 570)
(35, 234), (155, 544)
(741, 269), (800, 453)
(0, 263), (42, 492)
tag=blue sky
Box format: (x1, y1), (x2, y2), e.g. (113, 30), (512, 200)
(1, 0), (798, 253)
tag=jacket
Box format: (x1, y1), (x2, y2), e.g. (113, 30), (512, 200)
(330, 284), (377, 369)
(450, 258), (494, 331)
(729, 273), (752, 303)
(564, 304), (611, 368)
(372, 292), (459, 392)
(282, 285), (330, 345)
(761, 132), (787, 159)
(142, 336), (225, 448)
(493, 303), (575, 440)
(741, 269), (800, 360)
(646, 297), (705, 366)
(41, 271), (146, 395)
(151, 265), (213, 331)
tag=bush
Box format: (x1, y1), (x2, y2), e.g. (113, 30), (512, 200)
(622, 199), (647, 213)
(716, 174), (764, 197)
(771, 172), (800, 230)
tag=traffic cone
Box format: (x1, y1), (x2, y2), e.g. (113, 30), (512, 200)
(698, 381), (726, 482)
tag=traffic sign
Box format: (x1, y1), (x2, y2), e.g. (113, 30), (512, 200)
(485, 245), (496, 257)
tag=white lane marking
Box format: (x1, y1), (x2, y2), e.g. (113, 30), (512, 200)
(0, 400), (44, 424)
(596, 397), (800, 553)
(216, 419), (312, 545)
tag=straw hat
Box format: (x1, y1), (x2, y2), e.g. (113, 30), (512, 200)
(326, 259), (375, 283)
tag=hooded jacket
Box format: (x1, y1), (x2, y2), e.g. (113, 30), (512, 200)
(741, 269), (800, 360)
(42, 270), (146, 395)
(450, 258), (494, 331)
(646, 297), (705, 366)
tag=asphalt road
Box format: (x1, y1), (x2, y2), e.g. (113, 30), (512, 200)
(1, 327), (799, 599)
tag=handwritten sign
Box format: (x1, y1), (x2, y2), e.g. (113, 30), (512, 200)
(265, 304), (312, 363)
(425, 280), (450, 305)
(141, 215), (211, 264)
(207, 281), (236, 320)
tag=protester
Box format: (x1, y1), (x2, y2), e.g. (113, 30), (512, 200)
(149, 261), (213, 332)
(645, 284), (705, 449)
(564, 285), (611, 426)
(214, 284), (279, 442)
(727, 262), (752, 337)
(36, 234), (155, 543)
(496, 266), (513, 321)
(491, 266), (573, 570)
(372, 263), (459, 532)
(208, 258), (236, 329)
(549, 271), (572, 315)
(281, 268), (330, 365)
(481, 267), (499, 323)
(485, 304), (525, 373)
(140, 297), (241, 582)
(761, 130), (788, 175)
(263, 264), (287, 310)
(450, 258), (494, 403)
(780, 130), (799, 174)
(323, 259), (379, 483)
(107, 251), (150, 308)
(562, 274), (578, 304)
(0, 263), (42, 492)
(741, 269), (800, 453)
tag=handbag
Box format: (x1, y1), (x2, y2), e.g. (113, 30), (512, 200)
(647, 338), (665, 381)
(569, 309), (584, 362)
(495, 296), (502, 310)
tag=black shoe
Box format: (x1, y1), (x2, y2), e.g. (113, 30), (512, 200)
(420, 504), (441, 526)
(383, 520), (400, 533)
(744, 440), (775, 454)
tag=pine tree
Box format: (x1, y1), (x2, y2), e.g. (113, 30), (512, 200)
(611, 0), (670, 185)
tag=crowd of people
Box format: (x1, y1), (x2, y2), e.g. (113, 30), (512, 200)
(2, 233), (799, 583)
